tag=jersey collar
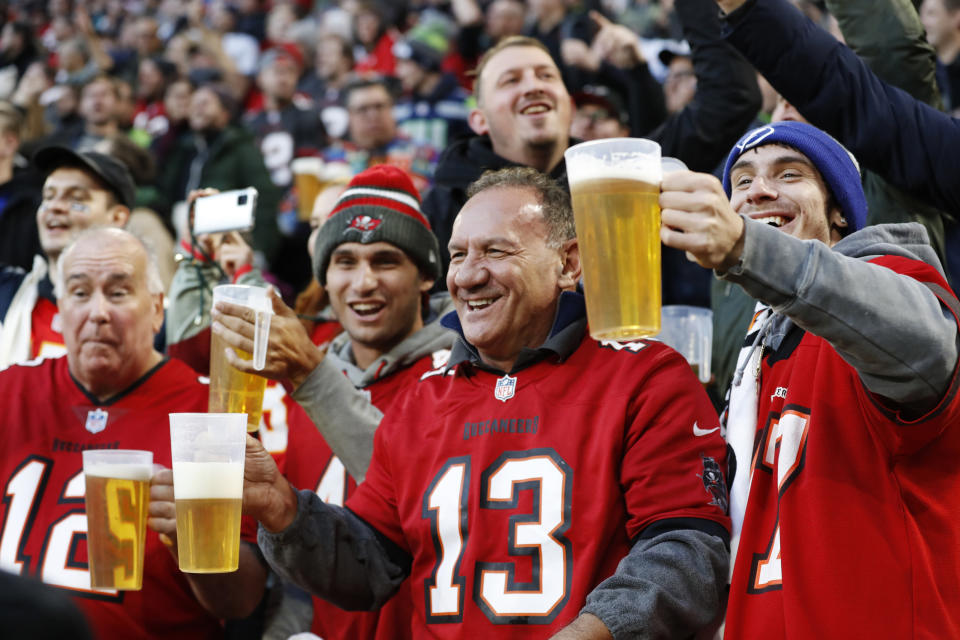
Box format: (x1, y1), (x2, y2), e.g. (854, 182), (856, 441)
(441, 290), (587, 375)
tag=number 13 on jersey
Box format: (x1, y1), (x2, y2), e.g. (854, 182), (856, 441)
(422, 448), (573, 625)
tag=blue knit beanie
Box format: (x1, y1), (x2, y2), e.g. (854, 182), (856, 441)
(721, 121), (868, 234)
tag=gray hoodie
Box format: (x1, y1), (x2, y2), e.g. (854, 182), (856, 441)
(291, 294), (455, 481)
(723, 218), (958, 411)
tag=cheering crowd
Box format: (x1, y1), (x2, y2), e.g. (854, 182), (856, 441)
(1, 0), (959, 638)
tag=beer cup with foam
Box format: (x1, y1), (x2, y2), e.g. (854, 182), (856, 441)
(209, 284), (272, 432)
(291, 157), (325, 222)
(564, 138), (664, 340)
(170, 413), (247, 573)
(82, 449), (153, 590)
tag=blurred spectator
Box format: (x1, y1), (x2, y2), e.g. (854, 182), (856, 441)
(570, 84), (630, 140)
(0, 101), (43, 271)
(208, 0), (261, 80)
(526, 0), (597, 76)
(154, 84), (281, 268)
(30, 73), (122, 153)
(0, 21), (41, 98)
(323, 76), (439, 193)
(559, 13), (668, 136)
(298, 32), (353, 139)
(660, 49), (697, 115)
(393, 21), (472, 149)
(351, 1), (398, 75)
(0, 146), (133, 368)
(454, 0), (525, 72)
(51, 8), (114, 86)
(92, 133), (177, 290)
(920, 0), (960, 115)
(245, 44), (327, 189)
(10, 60), (54, 141)
(151, 77), (193, 169)
(133, 56), (178, 143)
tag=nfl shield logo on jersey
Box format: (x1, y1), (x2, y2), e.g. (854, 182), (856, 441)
(85, 408), (109, 434)
(494, 374), (517, 402)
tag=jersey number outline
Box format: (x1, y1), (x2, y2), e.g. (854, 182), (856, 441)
(422, 449), (573, 625)
(748, 406), (811, 593)
(0, 456), (122, 601)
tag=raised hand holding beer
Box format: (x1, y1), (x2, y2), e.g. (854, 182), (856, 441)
(208, 285), (273, 431)
(241, 434), (299, 533)
(658, 169), (745, 271)
(212, 286), (325, 389)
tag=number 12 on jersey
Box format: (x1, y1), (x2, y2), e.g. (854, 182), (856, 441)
(422, 449), (573, 625)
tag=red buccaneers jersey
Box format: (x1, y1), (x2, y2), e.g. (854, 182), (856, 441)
(725, 257), (960, 639)
(284, 350), (448, 640)
(30, 297), (66, 360)
(258, 320), (342, 468)
(347, 337), (729, 638)
(0, 357), (225, 640)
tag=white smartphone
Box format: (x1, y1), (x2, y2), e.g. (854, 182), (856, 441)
(192, 187), (258, 235)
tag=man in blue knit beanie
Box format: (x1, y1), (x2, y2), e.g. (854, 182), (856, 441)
(661, 119), (960, 638)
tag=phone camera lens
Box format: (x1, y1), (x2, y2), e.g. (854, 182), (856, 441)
(238, 194), (248, 205)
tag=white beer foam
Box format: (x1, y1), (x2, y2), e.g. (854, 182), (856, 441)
(84, 463), (153, 481)
(567, 154), (661, 186)
(173, 461), (243, 499)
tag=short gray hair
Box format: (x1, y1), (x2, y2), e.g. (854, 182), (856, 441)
(56, 227), (164, 298)
(466, 167), (575, 248)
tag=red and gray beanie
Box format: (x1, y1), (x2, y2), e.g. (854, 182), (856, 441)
(312, 164), (441, 285)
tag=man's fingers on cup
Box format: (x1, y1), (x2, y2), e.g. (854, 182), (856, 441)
(224, 345), (257, 372)
(214, 299), (255, 322)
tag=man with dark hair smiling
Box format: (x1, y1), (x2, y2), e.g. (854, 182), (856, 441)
(660, 120), (960, 638)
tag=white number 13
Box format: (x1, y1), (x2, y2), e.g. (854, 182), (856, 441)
(423, 449), (573, 624)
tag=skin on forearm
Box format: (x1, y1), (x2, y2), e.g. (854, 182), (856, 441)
(549, 613), (613, 640)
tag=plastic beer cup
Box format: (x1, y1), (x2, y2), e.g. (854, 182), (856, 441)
(82, 449), (153, 590)
(209, 284), (272, 432)
(170, 413), (247, 573)
(656, 305), (713, 383)
(565, 138), (664, 340)
(291, 157), (325, 222)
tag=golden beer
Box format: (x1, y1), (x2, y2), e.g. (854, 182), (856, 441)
(571, 176), (662, 339)
(291, 157), (324, 222)
(209, 330), (267, 432)
(84, 467), (151, 590)
(173, 461), (244, 573)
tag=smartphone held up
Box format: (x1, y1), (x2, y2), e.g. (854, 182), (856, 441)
(192, 188), (259, 235)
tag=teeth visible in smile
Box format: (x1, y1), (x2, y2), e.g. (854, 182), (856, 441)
(522, 105), (548, 114)
(467, 298), (496, 309)
(351, 303), (383, 313)
(755, 216), (786, 228)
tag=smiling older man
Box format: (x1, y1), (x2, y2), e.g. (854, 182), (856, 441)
(242, 166), (731, 639)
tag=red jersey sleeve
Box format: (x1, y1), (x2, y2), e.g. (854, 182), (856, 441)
(347, 415), (407, 550)
(620, 347), (730, 540)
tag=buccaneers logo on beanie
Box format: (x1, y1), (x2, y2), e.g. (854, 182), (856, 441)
(312, 165), (441, 285)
